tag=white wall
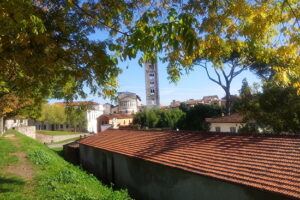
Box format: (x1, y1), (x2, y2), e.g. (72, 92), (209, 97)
(119, 97), (140, 114)
(209, 123), (244, 133)
(5, 119), (28, 130)
(87, 105), (104, 133)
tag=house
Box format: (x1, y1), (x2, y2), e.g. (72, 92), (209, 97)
(97, 114), (133, 132)
(205, 113), (249, 133)
(78, 129), (300, 200)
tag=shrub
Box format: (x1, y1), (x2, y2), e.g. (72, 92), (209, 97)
(28, 149), (54, 165)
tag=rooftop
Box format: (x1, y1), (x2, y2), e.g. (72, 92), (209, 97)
(54, 101), (99, 106)
(206, 113), (244, 123)
(99, 114), (133, 119)
(79, 129), (300, 199)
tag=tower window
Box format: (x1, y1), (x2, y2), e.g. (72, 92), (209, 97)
(150, 89), (155, 95)
(149, 73), (155, 79)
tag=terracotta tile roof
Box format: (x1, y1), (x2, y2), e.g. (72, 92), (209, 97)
(206, 113), (244, 123)
(54, 101), (99, 106)
(99, 114), (133, 119)
(78, 129), (300, 199)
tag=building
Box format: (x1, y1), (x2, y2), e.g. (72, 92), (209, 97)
(78, 129), (300, 200)
(205, 113), (248, 133)
(144, 60), (160, 107)
(170, 95), (223, 109)
(118, 92), (142, 114)
(4, 119), (29, 131)
(97, 114), (133, 132)
(53, 101), (104, 133)
(103, 103), (112, 114)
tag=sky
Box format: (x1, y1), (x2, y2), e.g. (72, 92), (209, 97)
(104, 59), (259, 106)
(50, 30), (261, 106)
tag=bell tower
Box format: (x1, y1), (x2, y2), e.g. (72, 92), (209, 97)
(144, 60), (160, 107)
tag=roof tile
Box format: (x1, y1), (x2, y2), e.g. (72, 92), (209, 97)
(78, 129), (300, 199)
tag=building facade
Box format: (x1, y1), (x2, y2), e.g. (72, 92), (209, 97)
(86, 103), (104, 133)
(118, 92), (142, 114)
(144, 60), (160, 107)
(97, 114), (133, 132)
(205, 113), (245, 133)
(4, 119), (29, 131)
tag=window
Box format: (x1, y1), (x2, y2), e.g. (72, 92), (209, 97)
(150, 81), (155, 87)
(124, 120), (126, 125)
(60, 124), (63, 129)
(150, 89), (155, 95)
(20, 120), (23, 123)
(215, 127), (221, 132)
(230, 127), (237, 133)
(149, 73), (155, 79)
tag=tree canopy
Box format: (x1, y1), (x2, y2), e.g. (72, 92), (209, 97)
(238, 81), (300, 134)
(0, 0), (123, 118)
(114, 0), (300, 91)
(1, 0), (300, 121)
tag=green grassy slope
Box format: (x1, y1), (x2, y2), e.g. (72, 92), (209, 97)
(0, 130), (131, 200)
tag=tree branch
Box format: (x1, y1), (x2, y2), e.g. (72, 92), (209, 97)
(199, 62), (226, 89)
(285, 0), (300, 28)
(232, 67), (246, 79)
(73, 3), (129, 36)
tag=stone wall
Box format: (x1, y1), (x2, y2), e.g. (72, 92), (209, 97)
(36, 133), (87, 143)
(15, 126), (36, 139)
(79, 144), (291, 200)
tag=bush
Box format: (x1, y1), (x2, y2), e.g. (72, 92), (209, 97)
(133, 108), (185, 129)
(28, 149), (54, 165)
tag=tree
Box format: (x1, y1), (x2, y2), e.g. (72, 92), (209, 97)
(1, 0), (124, 121)
(66, 107), (87, 132)
(179, 104), (221, 131)
(0, 94), (42, 134)
(133, 108), (185, 129)
(238, 82), (300, 134)
(38, 104), (66, 125)
(194, 49), (248, 115)
(114, 0), (300, 94)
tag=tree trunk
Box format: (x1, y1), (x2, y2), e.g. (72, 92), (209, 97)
(224, 89), (231, 115)
(0, 116), (4, 136)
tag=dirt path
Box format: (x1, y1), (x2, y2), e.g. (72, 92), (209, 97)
(3, 135), (35, 181)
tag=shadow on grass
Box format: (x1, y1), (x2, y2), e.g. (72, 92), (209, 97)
(51, 147), (64, 158)
(0, 176), (25, 193)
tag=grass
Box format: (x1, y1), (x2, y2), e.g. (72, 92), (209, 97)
(0, 136), (18, 169)
(36, 130), (86, 136)
(0, 130), (131, 200)
(51, 137), (80, 145)
(0, 134), (28, 200)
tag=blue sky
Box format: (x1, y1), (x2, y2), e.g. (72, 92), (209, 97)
(51, 30), (261, 106)
(82, 57), (260, 106)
